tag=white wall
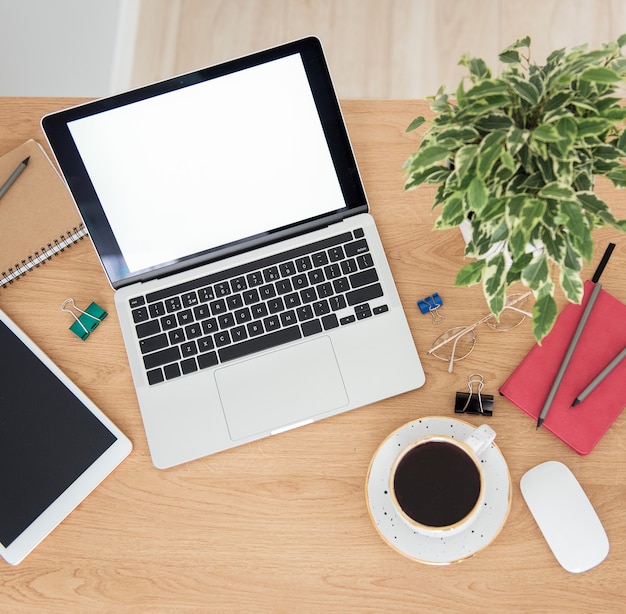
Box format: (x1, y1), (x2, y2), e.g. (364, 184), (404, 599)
(0, 0), (139, 96)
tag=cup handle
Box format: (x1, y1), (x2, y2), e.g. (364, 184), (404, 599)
(463, 424), (496, 457)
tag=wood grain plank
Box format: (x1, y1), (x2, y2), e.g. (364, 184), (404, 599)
(131, 0), (625, 97)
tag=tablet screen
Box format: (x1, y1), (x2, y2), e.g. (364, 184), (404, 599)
(0, 312), (130, 564)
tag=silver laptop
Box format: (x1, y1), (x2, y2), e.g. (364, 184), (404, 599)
(42, 37), (425, 468)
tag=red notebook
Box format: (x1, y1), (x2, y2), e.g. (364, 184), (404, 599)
(500, 280), (626, 454)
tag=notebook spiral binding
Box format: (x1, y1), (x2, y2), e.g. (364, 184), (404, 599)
(1, 224), (88, 288)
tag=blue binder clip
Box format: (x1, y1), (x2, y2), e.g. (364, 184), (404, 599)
(417, 292), (444, 324)
(61, 298), (107, 340)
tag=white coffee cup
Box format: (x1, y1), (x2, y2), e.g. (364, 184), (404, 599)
(389, 424), (495, 536)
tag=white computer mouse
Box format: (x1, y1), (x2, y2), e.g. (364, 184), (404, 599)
(520, 461), (609, 573)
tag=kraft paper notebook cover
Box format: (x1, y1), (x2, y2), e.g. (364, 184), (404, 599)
(500, 280), (626, 454)
(0, 140), (87, 287)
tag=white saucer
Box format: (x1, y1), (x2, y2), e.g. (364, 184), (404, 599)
(366, 416), (511, 565)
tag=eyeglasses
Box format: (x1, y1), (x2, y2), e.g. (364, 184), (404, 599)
(428, 291), (532, 373)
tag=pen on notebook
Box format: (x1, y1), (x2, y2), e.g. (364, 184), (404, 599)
(0, 156), (30, 200)
(571, 346), (626, 407)
(536, 281), (603, 429)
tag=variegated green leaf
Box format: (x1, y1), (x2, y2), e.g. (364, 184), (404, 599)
(511, 78), (540, 105)
(454, 144), (479, 182)
(559, 267), (584, 303)
(508, 227), (528, 259)
(465, 79), (508, 99)
(466, 177), (488, 214)
(519, 198), (546, 240)
(455, 259), (485, 286)
(435, 126), (481, 147)
(406, 116), (426, 133)
(532, 293), (558, 342)
(434, 194), (465, 229)
(563, 240), (583, 271)
(541, 228), (565, 264)
(506, 127), (529, 156)
(483, 253), (507, 316)
(521, 254), (550, 291)
(562, 200), (593, 261)
(539, 183), (575, 200)
(475, 113), (514, 132)
(580, 66), (622, 84)
(406, 145), (450, 175)
(533, 123), (559, 143)
(556, 117), (577, 157)
(477, 133), (505, 177)
(576, 117), (613, 137)
(607, 166), (626, 187)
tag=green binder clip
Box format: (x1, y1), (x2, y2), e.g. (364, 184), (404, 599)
(61, 298), (107, 340)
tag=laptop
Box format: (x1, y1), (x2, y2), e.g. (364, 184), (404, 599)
(42, 37), (425, 469)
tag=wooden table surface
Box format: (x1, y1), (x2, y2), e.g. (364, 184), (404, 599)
(1, 98), (625, 613)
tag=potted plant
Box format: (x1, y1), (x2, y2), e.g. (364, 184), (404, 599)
(403, 35), (626, 342)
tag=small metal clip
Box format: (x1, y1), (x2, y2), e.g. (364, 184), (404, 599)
(417, 292), (444, 325)
(61, 298), (107, 340)
(455, 373), (494, 416)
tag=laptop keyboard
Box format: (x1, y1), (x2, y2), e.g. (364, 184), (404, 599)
(129, 228), (388, 385)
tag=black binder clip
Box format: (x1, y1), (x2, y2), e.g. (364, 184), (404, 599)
(61, 298), (107, 340)
(455, 373), (493, 416)
(417, 292), (444, 324)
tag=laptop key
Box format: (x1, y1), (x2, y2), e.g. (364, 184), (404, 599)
(322, 314), (339, 330)
(356, 253), (374, 269)
(164, 363), (181, 380)
(147, 368), (164, 385)
(144, 346), (181, 370)
(329, 295), (347, 311)
(346, 283), (384, 306)
(181, 291), (199, 307)
(136, 319), (161, 339)
(344, 238), (369, 257)
(215, 331), (231, 347)
(214, 282), (231, 297)
(231, 276), (247, 292)
(198, 286), (215, 302)
(165, 297), (182, 312)
(312, 251), (329, 267)
(181, 358), (198, 375)
(218, 325), (302, 363)
(161, 314), (178, 330)
(280, 310), (297, 326)
(132, 307), (149, 323)
(349, 268), (379, 289)
(148, 301), (166, 318)
(279, 261), (296, 277)
(198, 351), (218, 370)
(328, 246), (344, 262)
(231, 325), (248, 342)
(302, 320), (323, 337)
(198, 336), (215, 352)
(295, 256), (312, 272)
(140, 333), (169, 354)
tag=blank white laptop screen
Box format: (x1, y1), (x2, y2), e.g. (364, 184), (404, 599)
(67, 54), (344, 276)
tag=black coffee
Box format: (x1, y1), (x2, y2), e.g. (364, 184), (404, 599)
(393, 440), (481, 527)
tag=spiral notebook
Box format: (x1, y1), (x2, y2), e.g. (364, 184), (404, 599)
(0, 140), (87, 288)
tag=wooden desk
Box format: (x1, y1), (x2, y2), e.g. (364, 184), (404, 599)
(1, 98), (625, 612)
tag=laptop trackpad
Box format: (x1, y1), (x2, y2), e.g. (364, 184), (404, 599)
(215, 336), (348, 441)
